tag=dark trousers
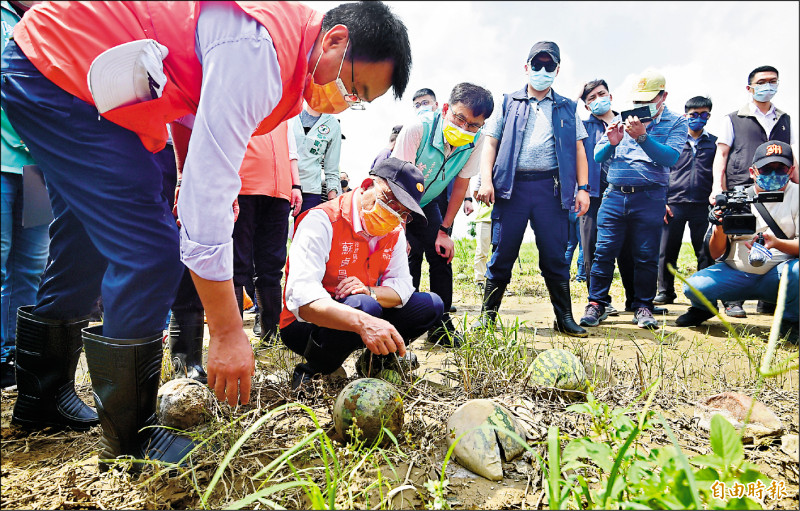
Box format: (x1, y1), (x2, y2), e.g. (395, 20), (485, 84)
(589, 187), (667, 310)
(232, 195), (290, 328)
(406, 194), (453, 314)
(280, 291), (444, 374)
(297, 192), (322, 216)
(581, 195), (635, 305)
(486, 175), (569, 283)
(657, 202), (712, 297)
(2, 40), (182, 338)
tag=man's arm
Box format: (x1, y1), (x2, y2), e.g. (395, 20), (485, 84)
(475, 136), (499, 204)
(710, 143), (730, 203)
(435, 176), (470, 263)
(298, 299), (405, 356)
(708, 223), (729, 260)
(324, 121), (342, 199)
(574, 139), (590, 216)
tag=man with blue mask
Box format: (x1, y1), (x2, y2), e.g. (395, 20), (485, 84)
(654, 96), (717, 305)
(578, 79), (635, 316)
(393, 83), (494, 347)
(412, 88), (439, 116)
(474, 41), (590, 337)
(677, 141), (798, 344)
(579, 70), (688, 330)
(711, 65), (797, 318)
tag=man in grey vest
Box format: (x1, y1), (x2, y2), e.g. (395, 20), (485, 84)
(711, 65), (797, 318)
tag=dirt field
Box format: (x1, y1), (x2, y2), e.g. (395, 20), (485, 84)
(2, 259), (798, 509)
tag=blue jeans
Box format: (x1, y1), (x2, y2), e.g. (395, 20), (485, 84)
(280, 291), (444, 374)
(1, 173), (50, 360)
(2, 39), (182, 339)
(487, 175), (569, 283)
(684, 260), (798, 322)
(565, 209), (585, 280)
(589, 186), (667, 309)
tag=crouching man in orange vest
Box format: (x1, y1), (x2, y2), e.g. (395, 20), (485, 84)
(1, 1), (411, 470)
(280, 158), (445, 392)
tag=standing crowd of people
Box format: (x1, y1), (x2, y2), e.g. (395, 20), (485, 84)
(0, 0), (796, 474)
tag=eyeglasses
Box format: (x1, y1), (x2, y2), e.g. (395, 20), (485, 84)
(751, 78), (779, 86)
(414, 99), (434, 110)
(449, 109), (484, 132)
(530, 59), (558, 73)
(687, 112), (710, 120)
(378, 188), (412, 224)
(335, 47), (366, 110)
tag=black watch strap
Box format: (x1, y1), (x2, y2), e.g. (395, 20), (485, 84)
(439, 224), (453, 236)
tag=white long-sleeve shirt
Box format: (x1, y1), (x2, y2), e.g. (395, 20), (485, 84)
(177, 2), (286, 281)
(284, 189), (415, 322)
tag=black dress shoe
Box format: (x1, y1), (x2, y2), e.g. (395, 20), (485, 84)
(756, 300), (776, 314)
(676, 306), (716, 327)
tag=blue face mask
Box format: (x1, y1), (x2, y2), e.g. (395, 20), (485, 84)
(752, 83), (778, 102)
(529, 68), (556, 91)
(589, 96), (612, 116)
(755, 171), (790, 191)
(687, 117), (707, 131)
(416, 105), (433, 115)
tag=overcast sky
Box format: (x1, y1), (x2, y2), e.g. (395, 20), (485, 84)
(304, 1), (799, 239)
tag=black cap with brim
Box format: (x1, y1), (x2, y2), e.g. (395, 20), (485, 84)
(752, 140), (793, 168)
(369, 157), (427, 225)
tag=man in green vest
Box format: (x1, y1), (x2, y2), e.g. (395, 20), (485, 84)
(392, 82), (494, 346)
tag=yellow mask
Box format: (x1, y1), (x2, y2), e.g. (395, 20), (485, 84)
(303, 40), (355, 114)
(443, 120), (476, 147)
(361, 198), (402, 237)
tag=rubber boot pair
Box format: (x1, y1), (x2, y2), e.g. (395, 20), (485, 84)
(12, 306), (195, 471)
(471, 279), (586, 337)
(168, 310), (207, 383)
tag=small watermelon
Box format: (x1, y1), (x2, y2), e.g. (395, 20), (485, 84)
(333, 378), (404, 445)
(378, 368), (401, 385)
(528, 349), (587, 391)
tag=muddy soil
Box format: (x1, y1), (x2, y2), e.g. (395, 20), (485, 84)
(2, 293), (798, 510)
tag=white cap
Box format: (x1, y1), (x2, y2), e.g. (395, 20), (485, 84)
(87, 39), (169, 114)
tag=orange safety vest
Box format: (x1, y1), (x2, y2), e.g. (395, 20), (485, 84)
(13, 1), (323, 153)
(239, 121), (293, 200)
(279, 191), (401, 329)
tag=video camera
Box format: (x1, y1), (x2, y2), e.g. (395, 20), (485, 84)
(711, 185), (783, 235)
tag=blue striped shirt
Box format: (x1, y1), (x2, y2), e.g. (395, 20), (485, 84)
(597, 106), (688, 186)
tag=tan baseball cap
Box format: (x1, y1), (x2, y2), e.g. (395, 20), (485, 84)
(631, 71), (666, 101)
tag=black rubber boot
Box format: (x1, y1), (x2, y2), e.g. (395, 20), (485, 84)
(255, 285), (282, 346)
(168, 310), (207, 384)
(82, 325), (197, 472)
(11, 305), (99, 431)
(470, 279), (507, 331)
(545, 280), (588, 338)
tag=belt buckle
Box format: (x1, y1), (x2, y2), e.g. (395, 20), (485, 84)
(620, 185), (635, 193)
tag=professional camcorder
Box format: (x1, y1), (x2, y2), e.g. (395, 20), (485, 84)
(710, 185), (783, 235)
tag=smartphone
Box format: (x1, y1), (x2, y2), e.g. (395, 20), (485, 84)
(619, 105), (652, 123)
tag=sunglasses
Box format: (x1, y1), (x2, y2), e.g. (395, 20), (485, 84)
(687, 112), (710, 120)
(530, 59), (558, 73)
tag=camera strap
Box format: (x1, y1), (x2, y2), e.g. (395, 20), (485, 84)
(748, 186), (788, 240)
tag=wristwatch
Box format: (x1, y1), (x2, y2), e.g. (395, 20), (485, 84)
(368, 286), (377, 300)
(439, 224), (453, 237)
(577, 184), (590, 192)
(636, 133), (648, 144)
